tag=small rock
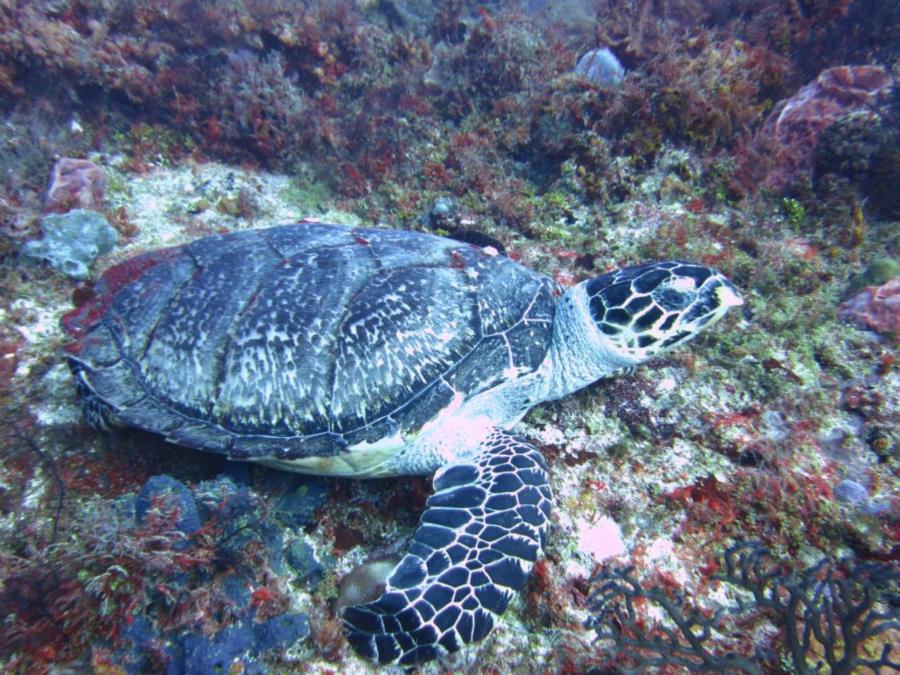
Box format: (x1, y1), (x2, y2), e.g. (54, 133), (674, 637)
(23, 209), (118, 279)
(116, 615), (161, 672)
(222, 575), (252, 608)
(168, 614), (308, 675)
(862, 498), (890, 516)
(276, 477), (330, 528)
(285, 538), (325, 585)
(135, 475), (201, 534)
(261, 527), (285, 572)
(180, 624), (254, 675)
(195, 476), (252, 519)
(834, 479), (868, 506)
(762, 410), (790, 441)
(574, 48), (625, 88)
(838, 278), (900, 337)
(253, 613), (310, 652)
(833, 479), (890, 516)
(221, 461), (254, 486)
(44, 157), (106, 213)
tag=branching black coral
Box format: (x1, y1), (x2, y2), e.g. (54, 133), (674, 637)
(586, 562), (762, 674)
(717, 542), (900, 675)
(3, 432), (65, 546)
(586, 542), (900, 674)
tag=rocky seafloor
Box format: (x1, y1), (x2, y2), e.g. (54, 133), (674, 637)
(1, 1), (898, 673)
(2, 153), (897, 672)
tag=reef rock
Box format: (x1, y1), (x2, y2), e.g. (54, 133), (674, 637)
(23, 209), (118, 279)
(813, 109), (900, 217)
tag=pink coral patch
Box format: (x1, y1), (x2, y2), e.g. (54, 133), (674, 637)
(837, 278), (900, 338)
(752, 66), (893, 191)
(44, 157), (107, 213)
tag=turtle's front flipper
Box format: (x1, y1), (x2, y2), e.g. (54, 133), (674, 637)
(342, 429), (552, 666)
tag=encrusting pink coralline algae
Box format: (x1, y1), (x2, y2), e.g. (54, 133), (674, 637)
(838, 278), (900, 338)
(752, 65), (893, 191)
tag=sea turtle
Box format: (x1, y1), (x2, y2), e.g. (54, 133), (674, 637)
(62, 222), (743, 666)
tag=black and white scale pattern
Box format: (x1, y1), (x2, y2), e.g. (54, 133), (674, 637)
(64, 223), (556, 459)
(342, 428), (552, 666)
(583, 260), (735, 357)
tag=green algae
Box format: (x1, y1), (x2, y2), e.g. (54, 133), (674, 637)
(278, 175), (333, 215)
(782, 197), (808, 231)
(848, 256), (900, 292)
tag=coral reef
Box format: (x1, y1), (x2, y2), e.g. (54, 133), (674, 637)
(216, 51), (315, 165)
(0, 1), (898, 672)
(0, 470), (311, 672)
(591, 0), (713, 60)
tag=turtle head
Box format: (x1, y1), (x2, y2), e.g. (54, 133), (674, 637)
(583, 261), (743, 362)
(546, 261), (742, 398)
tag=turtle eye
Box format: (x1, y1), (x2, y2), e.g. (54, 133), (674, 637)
(652, 283), (695, 312)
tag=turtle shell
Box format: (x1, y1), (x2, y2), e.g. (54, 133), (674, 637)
(63, 223), (556, 462)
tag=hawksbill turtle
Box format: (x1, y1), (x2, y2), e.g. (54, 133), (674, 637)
(62, 222), (743, 666)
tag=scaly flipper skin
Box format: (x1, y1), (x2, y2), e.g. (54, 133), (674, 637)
(342, 429), (552, 666)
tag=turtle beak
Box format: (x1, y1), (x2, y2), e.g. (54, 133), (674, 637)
(716, 280), (743, 309)
(689, 277), (742, 332)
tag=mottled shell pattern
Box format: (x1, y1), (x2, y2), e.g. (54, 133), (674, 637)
(63, 223), (557, 464)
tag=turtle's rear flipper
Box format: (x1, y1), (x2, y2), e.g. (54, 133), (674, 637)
(342, 429), (552, 666)
(69, 359), (120, 431)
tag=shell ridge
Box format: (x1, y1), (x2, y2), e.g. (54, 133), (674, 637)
(324, 262), (365, 431)
(253, 230), (381, 433)
(133, 252), (201, 398)
(255, 226), (293, 260)
(208, 241), (274, 423)
(258, 226), (359, 259)
(328, 261), (483, 433)
(154, 236), (283, 422)
(349, 227), (386, 273)
(479, 281), (549, 338)
(326, 265), (416, 430)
